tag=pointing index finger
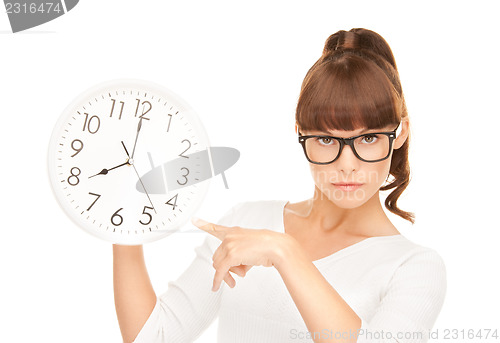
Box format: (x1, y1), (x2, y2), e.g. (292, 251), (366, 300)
(191, 217), (226, 240)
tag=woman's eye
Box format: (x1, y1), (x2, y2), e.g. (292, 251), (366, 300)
(362, 134), (378, 143)
(317, 137), (334, 145)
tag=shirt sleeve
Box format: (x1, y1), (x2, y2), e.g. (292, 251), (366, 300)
(132, 204), (239, 343)
(356, 248), (447, 343)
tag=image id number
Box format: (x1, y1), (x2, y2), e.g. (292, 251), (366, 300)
(5, 2), (62, 14)
(441, 328), (499, 340)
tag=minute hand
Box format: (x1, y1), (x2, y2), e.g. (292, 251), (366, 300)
(131, 118), (143, 160)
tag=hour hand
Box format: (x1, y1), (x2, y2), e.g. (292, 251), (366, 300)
(88, 161), (129, 178)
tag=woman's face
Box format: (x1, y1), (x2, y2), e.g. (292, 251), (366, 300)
(296, 118), (409, 209)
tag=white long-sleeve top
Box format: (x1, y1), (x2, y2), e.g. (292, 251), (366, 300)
(133, 199), (447, 343)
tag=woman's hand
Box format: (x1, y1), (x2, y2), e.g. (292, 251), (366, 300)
(191, 217), (289, 292)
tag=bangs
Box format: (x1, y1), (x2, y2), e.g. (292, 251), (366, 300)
(296, 54), (401, 133)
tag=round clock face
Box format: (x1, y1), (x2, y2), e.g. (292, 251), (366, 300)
(48, 79), (211, 245)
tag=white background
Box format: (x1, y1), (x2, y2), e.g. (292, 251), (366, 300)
(1, 1), (499, 342)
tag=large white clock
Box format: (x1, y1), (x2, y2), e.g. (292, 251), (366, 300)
(47, 79), (211, 245)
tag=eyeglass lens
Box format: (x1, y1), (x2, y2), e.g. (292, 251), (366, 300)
(305, 134), (390, 163)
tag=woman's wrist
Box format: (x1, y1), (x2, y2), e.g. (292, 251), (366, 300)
(272, 232), (301, 271)
(113, 244), (145, 262)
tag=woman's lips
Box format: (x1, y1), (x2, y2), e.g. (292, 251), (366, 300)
(332, 183), (364, 191)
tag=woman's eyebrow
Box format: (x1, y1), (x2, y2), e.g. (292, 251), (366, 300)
(314, 128), (372, 135)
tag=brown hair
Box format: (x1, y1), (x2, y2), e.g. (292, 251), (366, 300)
(295, 28), (415, 224)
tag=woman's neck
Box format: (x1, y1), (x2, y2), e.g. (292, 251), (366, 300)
(295, 188), (395, 237)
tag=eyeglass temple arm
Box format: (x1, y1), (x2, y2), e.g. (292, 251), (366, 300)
(394, 121), (402, 137)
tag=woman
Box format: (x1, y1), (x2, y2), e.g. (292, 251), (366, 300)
(114, 28), (447, 343)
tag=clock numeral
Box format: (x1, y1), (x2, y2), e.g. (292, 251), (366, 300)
(135, 99), (151, 120)
(166, 113), (173, 132)
(67, 167), (81, 186)
(71, 139), (84, 157)
(179, 139), (191, 158)
(82, 113), (100, 134)
(165, 194), (178, 210)
(177, 167), (190, 186)
(109, 99), (125, 119)
(139, 206), (154, 225)
(87, 192), (101, 211)
(111, 208), (124, 226)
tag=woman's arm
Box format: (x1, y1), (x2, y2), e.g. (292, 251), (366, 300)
(113, 244), (157, 343)
(192, 218), (361, 342)
(192, 216), (446, 343)
(273, 237), (446, 343)
(274, 236), (362, 343)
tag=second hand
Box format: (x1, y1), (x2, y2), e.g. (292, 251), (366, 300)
(121, 140), (157, 214)
(132, 164), (157, 214)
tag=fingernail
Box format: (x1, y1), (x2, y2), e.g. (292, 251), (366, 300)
(191, 217), (209, 227)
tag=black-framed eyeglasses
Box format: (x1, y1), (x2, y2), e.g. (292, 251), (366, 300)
(298, 122), (400, 164)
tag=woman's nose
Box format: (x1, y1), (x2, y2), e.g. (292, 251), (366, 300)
(336, 144), (360, 171)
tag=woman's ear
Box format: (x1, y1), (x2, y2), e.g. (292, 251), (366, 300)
(393, 117), (410, 150)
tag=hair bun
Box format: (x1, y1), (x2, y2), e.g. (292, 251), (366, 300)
(323, 29), (352, 55)
(323, 28), (397, 69)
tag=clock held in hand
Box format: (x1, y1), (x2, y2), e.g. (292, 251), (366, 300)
(47, 79), (211, 245)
